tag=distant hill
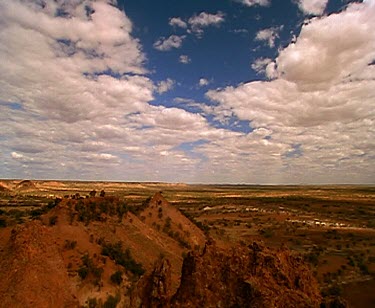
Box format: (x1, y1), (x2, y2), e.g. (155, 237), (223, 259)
(15, 180), (37, 191)
(0, 182), (11, 192)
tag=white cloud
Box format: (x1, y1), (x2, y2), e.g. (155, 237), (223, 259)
(297, 0), (329, 15)
(251, 57), (273, 74)
(153, 35), (185, 51)
(169, 17), (187, 28)
(0, 1), (146, 75)
(1, 0), (374, 184)
(255, 26), (283, 48)
(11, 152), (24, 160)
(179, 55), (191, 64)
(198, 78), (210, 87)
(206, 1), (375, 183)
(233, 28), (249, 34)
(275, 2), (375, 91)
(235, 0), (271, 7)
(188, 12), (225, 35)
(0, 1), (233, 181)
(156, 78), (175, 94)
(168, 12), (225, 38)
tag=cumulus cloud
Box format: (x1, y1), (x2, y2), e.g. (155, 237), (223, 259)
(0, 0), (237, 182)
(235, 0), (271, 7)
(156, 78), (175, 94)
(169, 17), (187, 28)
(255, 26), (283, 48)
(11, 152), (24, 160)
(233, 28), (249, 34)
(153, 35), (185, 51)
(179, 55), (191, 64)
(0, 0), (153, 124)
(296, 0), (329, 15)
(206, 1), (375, 183)
(198, 78), (210, 87)
(251, 57), (273, 74)
(1, 0), (374, 184)
(166, 12), (225, 38)
(188, 12), (225, 36)
(275, 2), (375, 91)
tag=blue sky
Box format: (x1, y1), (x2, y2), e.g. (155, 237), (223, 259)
(125, 0), (299, 109)
(0, 0), (374, 184)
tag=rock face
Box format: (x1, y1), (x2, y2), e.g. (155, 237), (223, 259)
(135, 240), (322, 308)
(131, 258), (172, 308)
(0, 221), (78, 307)
(0, 193), (322, 308)
(140, 192), (206, 249)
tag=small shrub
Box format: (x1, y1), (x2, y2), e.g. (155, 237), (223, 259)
(0, 218), (6, 228)
(325, 285), (342, 297)
(347, 256), (355, 267)
(49, 215), (58, 226)
(164, 217), (171, 230)
(359, 263), (369, 275)
(86, 297), (99, 308)
(78, 267), (89, 279)
(259, 228), (274, 238)
(101, 242), (145, 277)
(103, 294), (120, 308)
(30, 208), (44, 219)
(110, 270), (123, 285)
(77, 254), (103, 282)
(64, 240), (77, 250)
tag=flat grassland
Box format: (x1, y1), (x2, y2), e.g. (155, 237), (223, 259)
(1, 180), (374, 307)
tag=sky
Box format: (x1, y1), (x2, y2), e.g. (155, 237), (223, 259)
(0, 0), (374, 184)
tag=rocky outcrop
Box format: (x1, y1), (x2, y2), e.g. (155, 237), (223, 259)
(140, 192), (206, 249)
(321, 297), (349, 308)
(134, 240), (322, 308)
(131, 258), (172, 308)
(0, 221), (78, 307)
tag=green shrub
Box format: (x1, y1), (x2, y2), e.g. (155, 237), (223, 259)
(30, 208), (44, 218)
(259, 228), (274, 238)
(323, 285), (342, 297)
(110, 270), (123, 285)
(359, 263), (369, 275)
(69, 197), (131, 224)
(78, 254), (103, 282)
(64, 240), (77, 250)
(86, 297), (98, 308)
(49, 215), (58, 226)
(103, 294), (120, 308)
(101, 242), (145, 277)
(78, 267), (89, 279)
